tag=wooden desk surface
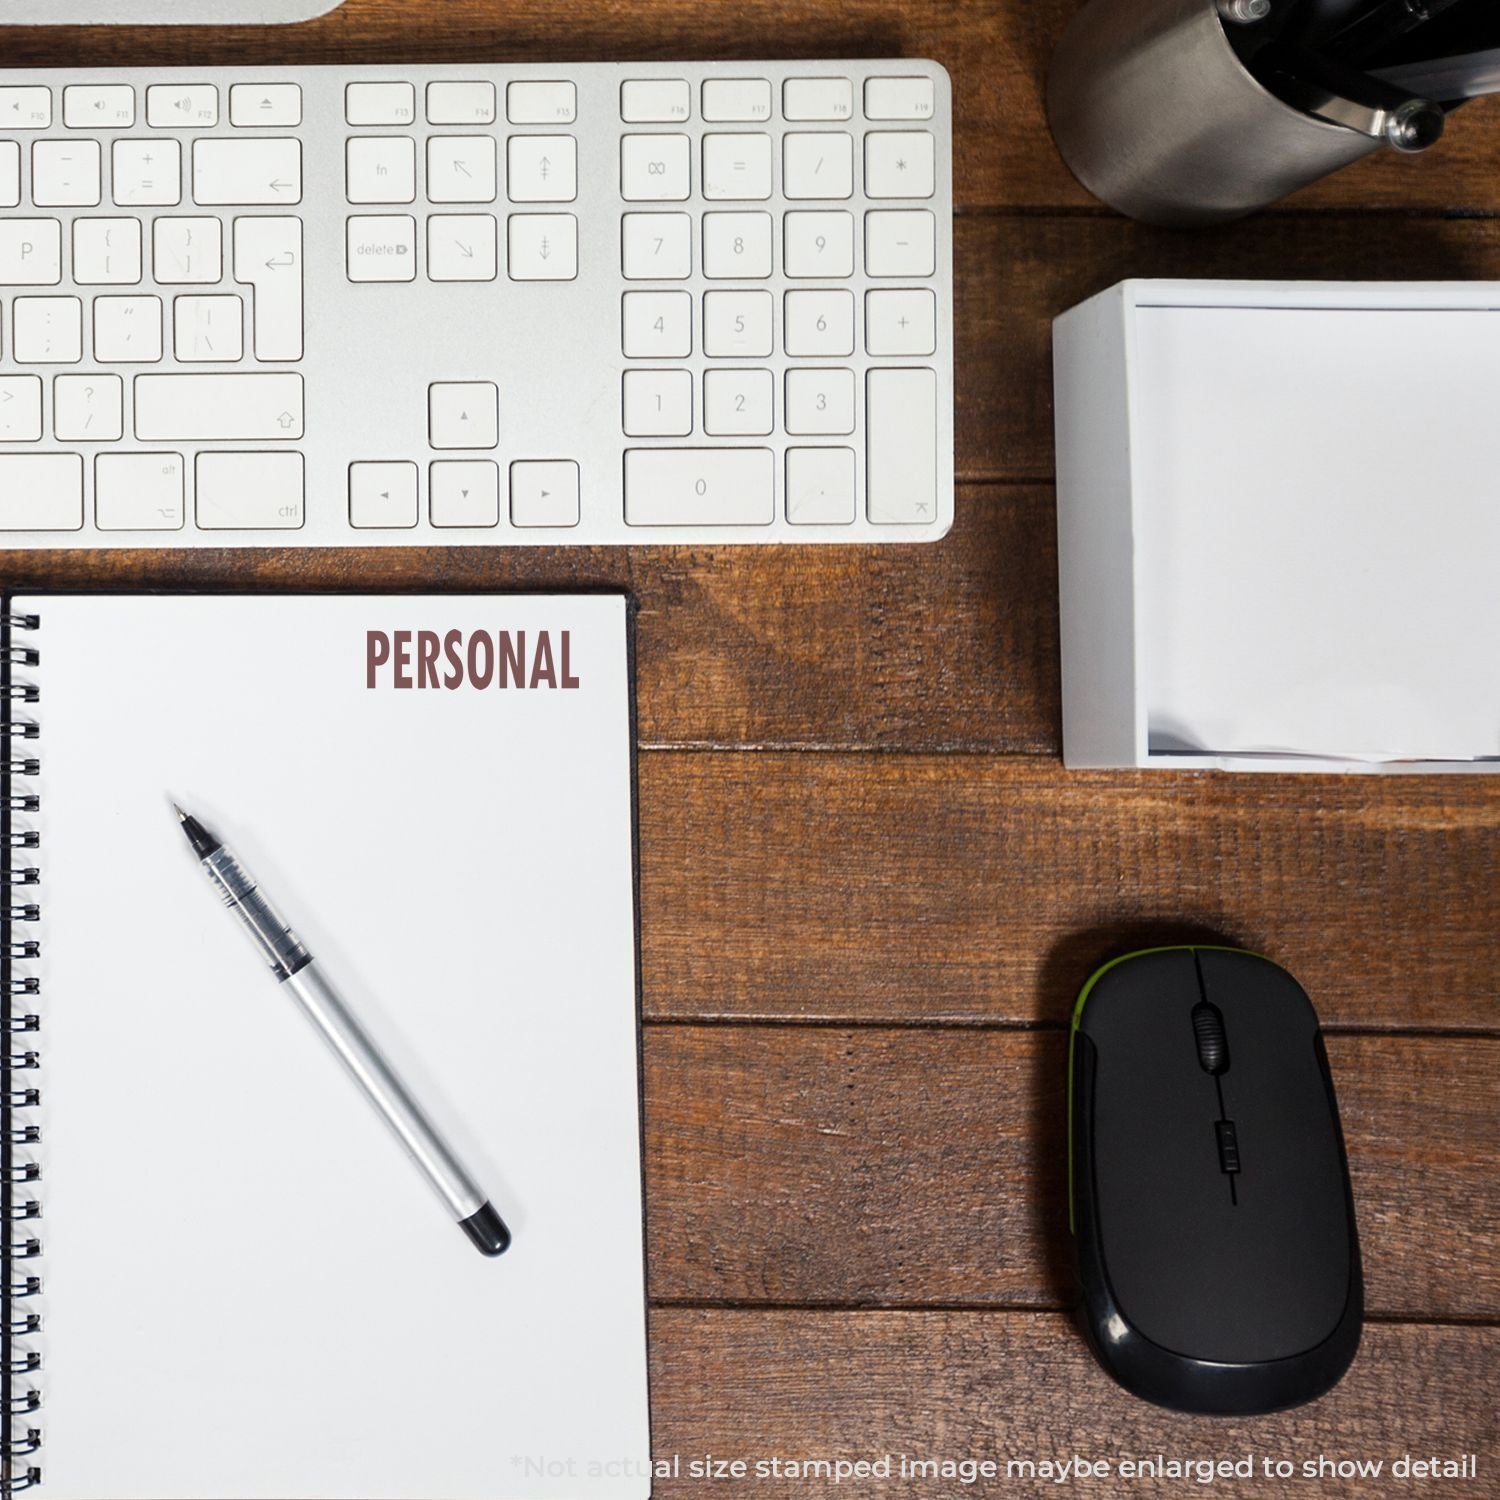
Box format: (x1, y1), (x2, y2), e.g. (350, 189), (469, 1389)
(5, 2), (1498, 1493)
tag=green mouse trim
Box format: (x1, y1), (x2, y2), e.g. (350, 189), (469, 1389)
(1067, 944), (1262, 1235)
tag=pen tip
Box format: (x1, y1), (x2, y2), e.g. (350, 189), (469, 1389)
(171, 801), (187, 822)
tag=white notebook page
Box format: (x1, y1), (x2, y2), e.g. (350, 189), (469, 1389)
(19, 594), (649, 1500)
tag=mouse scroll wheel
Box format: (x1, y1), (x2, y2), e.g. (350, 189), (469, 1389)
(1192, 1001), (1230, 1075)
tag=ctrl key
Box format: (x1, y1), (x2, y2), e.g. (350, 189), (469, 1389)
(0, 455), (84, 532)
(196, 452), (304, 530)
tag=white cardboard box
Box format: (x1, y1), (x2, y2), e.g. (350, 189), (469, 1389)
(1053, 279), (1500, 773)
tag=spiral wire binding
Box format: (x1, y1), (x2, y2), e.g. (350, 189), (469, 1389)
(1, 608), (41, 1491)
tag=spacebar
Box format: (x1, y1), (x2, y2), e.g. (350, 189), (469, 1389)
(134, 374), (304, 441)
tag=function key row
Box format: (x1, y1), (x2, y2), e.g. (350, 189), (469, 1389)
(619, 75), (935, 124)
(0, 84), (303, 130)
(345, 81), (576, 128)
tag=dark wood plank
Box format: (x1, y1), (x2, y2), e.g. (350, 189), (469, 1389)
(0, 485), (1059, 753)
(638, 753), (1500, 1031)
(648, 1310), (1498, 1497)
(5, 0), (1499, 214)
(644, 1029), (1500, 1321)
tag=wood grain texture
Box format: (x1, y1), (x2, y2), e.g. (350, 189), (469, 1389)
(648, 1311), (1498, 1498)
(4, 0), (1499, 214)
(637, 754), (1500, 1030)
(643, 1028), (1499, 1321)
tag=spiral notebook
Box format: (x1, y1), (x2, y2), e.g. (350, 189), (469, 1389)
(0, 593), (650, 1500)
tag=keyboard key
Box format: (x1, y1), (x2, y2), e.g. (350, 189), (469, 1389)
(622, 369), (692, 437)
(0, 143), (18, 208)
(621, 80), (690, 123)
(507, 213), (577, 280)
(54, 375), (124, 441)
(427, 214), (497, 281)
(13, 297), (82, 363)
(94, 296), (162, 362)
(113, 139), (181, 206)
(507, 135), (576, 202)
(506, 81), (575, 125)
(153, 216), (222, 284)
(703, 290), (773, 359)
(32, 141), (101, 207)
(427, 136), (496, 203)
(866, 287), (937, 356)
(428, 81), (496, 126)
(783, 132), (853, 200)
(233, 216), (303, 361)
(73, 218), (142, 285)
(783, 210), (854, 278)
(702, 211), (773, 279)
(346, 215), (416, 282)
(174, 294), (244, 362)
(702, 134), (772, 200)
(866, 367), (936, 523)
(865, 208), (936, 277)
(621, 212), (692, 280)
(786, 446), (856, 525)
(0, 378), (43, 442)
(430, 460), (499, 527)
(865, 131), (935, 198)
(345, 82), (415, 127)
(95, 451), (185, 530)
(784, 78), (853, 122)
(0, 87), (51, 130)
(134, 372), (304, 440)
(624, 448), (773, 527)
(622, 291), (691, 358)
(196, 450), (304, 528)
(429, 381), (498, 449)
(510, 459), (579, 528)
(146, 84), (218, 129)
(864, 76), (936, 121)
(63, 85), (133, 129)
(349, 460), (419, 528)
(703, 368), (773, 436)
(0, 221), (61, 285)
(193, 137), (301, 205)
(346, 136), (416, 204)
(702, 78), (771, 122)
(785, 367), (855, 435)
(621, 134), (690, 201)
(229, 83), (301, 128)
(784, 289), (854, 357)
(0, 455), (84, 531)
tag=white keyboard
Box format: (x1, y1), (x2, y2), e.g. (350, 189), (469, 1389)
(0, 61), (954, 547)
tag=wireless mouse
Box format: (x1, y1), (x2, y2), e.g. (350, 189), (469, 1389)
(1069, 947), (1362, 1414)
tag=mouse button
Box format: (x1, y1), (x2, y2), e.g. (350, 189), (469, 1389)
(1077, 950), (1200, 1047)
(1196, 950), (1320, 1041)
(1214, 1043), (1352, 1352)
(1089, 1045), (1228, 1357)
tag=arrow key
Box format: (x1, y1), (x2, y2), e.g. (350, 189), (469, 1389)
(510, 459), (579, 528)
(427, 214), (497, 282)
(349, 461), (419, 529)
(431, 460), (499, 528)
(429, 381), (498, 449)
(508, 213), (577, 282)
(507, 135), (576, 203)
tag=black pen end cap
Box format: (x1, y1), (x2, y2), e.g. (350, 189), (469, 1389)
(460, 1201), (511, 1257)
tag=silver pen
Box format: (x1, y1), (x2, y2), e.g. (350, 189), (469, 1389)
(172, 804), (510, 1257)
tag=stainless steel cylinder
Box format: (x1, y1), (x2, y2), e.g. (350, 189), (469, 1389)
(1047, 0), (1383, 226)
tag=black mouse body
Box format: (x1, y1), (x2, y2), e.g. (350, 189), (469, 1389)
(1069, 947), (1362, 1414)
